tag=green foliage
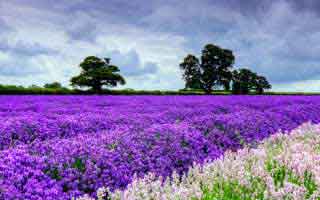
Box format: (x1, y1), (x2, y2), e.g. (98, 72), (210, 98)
(106, 142), (118, 151)
(0, 84), (72, 94)
(72, 157), (86, 173)
(201, 160), (318, 200)
(179, 54), (202, 89)
(266, 160), (287, 188)
(180, 44), (272, 94)
(179, 44), (235, 93)
(266, 159), (318, 199)
(232, 68), (271, 94)
(70, 56), (126, 93)
(44, 166), (61, 180)
(0, 85), (314, 95)
(232, 69), (255, 94)
(304, 171), (318, 199)
(44, 82), (63, 89)
(255, 75), (271, 94)
(201, 44), (235, 94)
(201, 178), (266, 200)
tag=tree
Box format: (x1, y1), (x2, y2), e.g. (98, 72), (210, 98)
(254, 75), (271, 94)
(218, 69), (233, 91)
(70, 56), (126, 92)
(200, 44), (235, 93)
(231, 70), (241, 94)
(44, 82), (63, 89)
(179, 54), (202, 89)
(179, 44), (235, 93)
(232, 68), (271, 94)
(28, 84), (41, 89)
(232, 69), (255, 94)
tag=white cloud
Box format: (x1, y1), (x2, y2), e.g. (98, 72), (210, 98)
(273, 78), (320, 92)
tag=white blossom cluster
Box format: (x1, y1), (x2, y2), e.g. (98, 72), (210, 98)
(79, 122), (320, 200)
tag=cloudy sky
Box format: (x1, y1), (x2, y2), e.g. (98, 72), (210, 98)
(0, 0), (320, 91)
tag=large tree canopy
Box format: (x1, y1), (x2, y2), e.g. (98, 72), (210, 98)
(232, 68), (255, 94)
(232, 68), (271, 94)
(179, 43), (271, 94)
(200, 44), (235, 93)
(70, 56), (125, 92)
(254, 75), (272, 94)
(179, 44), (235, 93)
(179, 54), (202, 89)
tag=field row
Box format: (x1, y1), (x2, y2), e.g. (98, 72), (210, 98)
(81, 123), (320, 200)
(1, 96), (320, 199)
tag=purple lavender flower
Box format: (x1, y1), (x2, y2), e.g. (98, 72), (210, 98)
(0, 95), (320, 199)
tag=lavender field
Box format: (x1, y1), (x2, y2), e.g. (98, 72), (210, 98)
(1, 95), (320, 200)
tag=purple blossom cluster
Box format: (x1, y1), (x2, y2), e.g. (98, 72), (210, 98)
(1, 95), (320, 199)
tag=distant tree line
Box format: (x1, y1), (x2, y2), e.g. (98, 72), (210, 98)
(0, 83), (72, 94)
(179, 44), (271, 94)
(43, 82), (63, 89)
(0, 43), (272, 95)
(69, 45), (270, 94)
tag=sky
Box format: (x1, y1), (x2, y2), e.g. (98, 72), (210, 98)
(0, 0), (320, 91)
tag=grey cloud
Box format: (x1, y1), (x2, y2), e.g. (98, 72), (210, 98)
(0, 41), (55, 77)
(1, 0), (320, 91)
(0, 58), (45, 77)
(67, 24), (97, 42)
(108, 50), (159, 77)
(0, 18), (13, 36)
(197, 0), (320, 85)
(0, 40), (59, 57)
(0, 65), (44, 76)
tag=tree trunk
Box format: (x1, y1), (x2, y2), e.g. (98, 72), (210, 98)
(257, 88), (263, 94)
(93, 84), (102, 94)
(204, 88), (212, 94)
(224, 82), (230, 91)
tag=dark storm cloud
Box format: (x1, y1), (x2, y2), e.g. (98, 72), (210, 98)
(1, 0), (320, 90)
(289, 0), (320, 14)
(215, 0), (320, 16)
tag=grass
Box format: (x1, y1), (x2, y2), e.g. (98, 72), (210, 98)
(200, 159), (318, 200)
(0, 84), (320, 95)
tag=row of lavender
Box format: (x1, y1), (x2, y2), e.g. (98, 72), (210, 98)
(1, 95), (320, 199)
(85, 123), (320, 200)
